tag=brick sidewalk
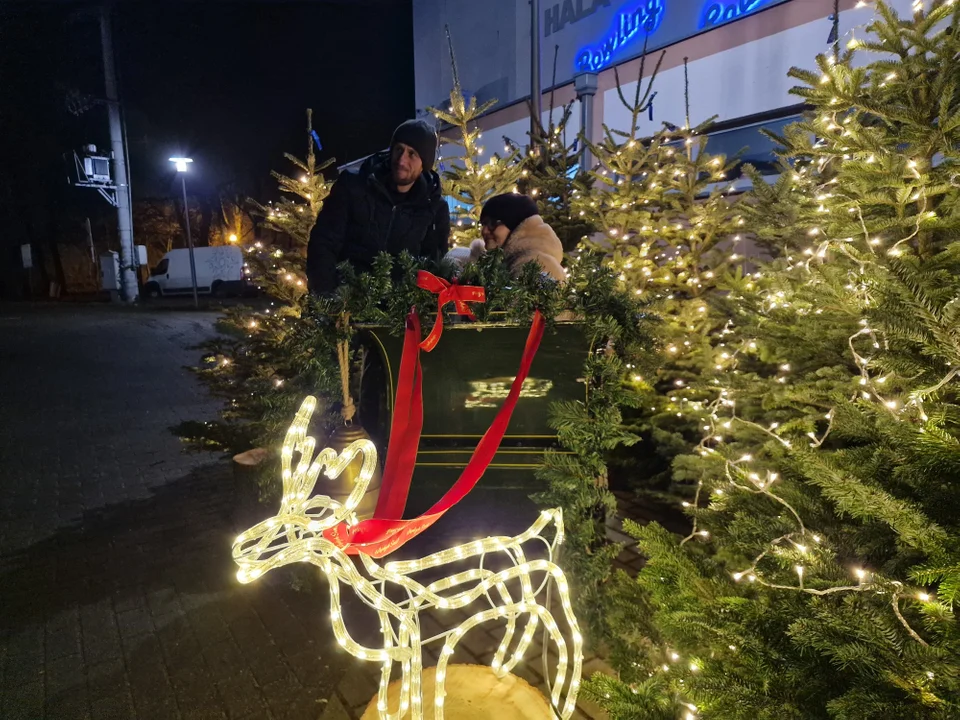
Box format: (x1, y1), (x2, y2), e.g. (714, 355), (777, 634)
(0, 308), (345, 720)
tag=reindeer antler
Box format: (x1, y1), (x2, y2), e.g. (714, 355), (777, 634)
(278, 396), (377, 527)
(233, 398), (379, 583)
(279, 396), (322, 508)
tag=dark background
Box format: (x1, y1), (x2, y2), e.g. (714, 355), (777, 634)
(0, 0), (414, 296)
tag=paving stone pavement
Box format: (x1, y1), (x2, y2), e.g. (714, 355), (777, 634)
(0, 306), (345, 720)
(0, 304), (668, 720)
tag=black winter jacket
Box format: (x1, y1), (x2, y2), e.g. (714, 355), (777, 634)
(307, 151), (450, 294)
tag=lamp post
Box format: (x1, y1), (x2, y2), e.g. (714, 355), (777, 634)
(169, 157), (199, 308)
(574, 72), (598, 172)
(530, 0), (542, 156)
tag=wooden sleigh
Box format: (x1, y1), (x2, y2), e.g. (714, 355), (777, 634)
(355, 318), (590, 474)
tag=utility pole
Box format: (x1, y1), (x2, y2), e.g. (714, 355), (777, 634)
(99, 5), (138, 302)
(530, 0), (542, 155)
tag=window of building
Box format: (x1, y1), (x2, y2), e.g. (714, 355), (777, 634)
(704, 115), (801, 179)
(446, 195), (473, 226)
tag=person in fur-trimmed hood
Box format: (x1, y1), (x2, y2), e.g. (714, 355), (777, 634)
(445, 193), (566, 282)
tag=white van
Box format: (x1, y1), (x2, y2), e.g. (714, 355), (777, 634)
(145, 246), (247, 298)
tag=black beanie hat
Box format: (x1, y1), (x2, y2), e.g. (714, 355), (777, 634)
(391, 119), (438, 171)
(479, 193), (540, 233)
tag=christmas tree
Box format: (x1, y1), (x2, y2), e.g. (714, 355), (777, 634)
(177, 110), (341, 458)
(573, 50), (747, 494)
(575, 52), (743, 299)
(588, 2), (960, 717)
(429, 31), (524, 248)
(512, 47), (596, 252)
(246, 108), (334, 305)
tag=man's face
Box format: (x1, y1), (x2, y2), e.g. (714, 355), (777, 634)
(391, 142), (423, 188)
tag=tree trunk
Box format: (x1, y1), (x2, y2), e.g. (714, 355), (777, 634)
(198, 194), (214, 246)
(46, 232), (67, 296)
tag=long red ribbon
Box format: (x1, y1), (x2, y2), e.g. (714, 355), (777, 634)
(372, 271), (484, 521)
(370, 311), (424, 522)
(323, 272), (545, 558)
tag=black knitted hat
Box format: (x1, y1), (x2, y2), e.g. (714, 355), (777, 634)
(391, 119), (438, 171)
(479, 193), (540, 233)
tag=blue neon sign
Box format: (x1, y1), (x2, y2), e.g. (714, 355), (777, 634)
(575, 0), (666, 73)
(699, 0), (771, 29)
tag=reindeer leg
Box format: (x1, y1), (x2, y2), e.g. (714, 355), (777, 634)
(395, 609), (422, 720)
(544, 563), (582, 720)
(486, 574), (519, 679)
(531, 601), (568, 716)
(409, 621), (423, 720)
(322, 563), (417, 720)
(498, 548), (541, 677)
(372, 609), (401, 720)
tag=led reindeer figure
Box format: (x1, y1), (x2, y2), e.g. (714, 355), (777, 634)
(233, 396), (583, 720)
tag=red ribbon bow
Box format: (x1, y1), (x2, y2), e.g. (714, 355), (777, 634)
(416, 271), (485, 352)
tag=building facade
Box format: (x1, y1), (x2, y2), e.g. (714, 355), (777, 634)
(413, 0), (915, 174)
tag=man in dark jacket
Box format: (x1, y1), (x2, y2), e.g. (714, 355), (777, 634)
(307, 119), (451, 294)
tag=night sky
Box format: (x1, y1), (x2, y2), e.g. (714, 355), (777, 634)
(0, 0), (414, 287)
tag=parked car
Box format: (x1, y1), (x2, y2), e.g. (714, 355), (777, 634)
(145, 246), (249, 298)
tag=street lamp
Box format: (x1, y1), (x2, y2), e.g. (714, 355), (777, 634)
(574, 72), (598, 172)
(169, 156), (199, 307)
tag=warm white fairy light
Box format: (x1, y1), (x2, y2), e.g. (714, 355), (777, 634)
(675, 258), (940, 610)
(587, 5), (950, 706)
(233, 397), (583, 719)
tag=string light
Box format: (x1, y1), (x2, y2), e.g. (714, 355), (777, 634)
(233, 397), (584, 719)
